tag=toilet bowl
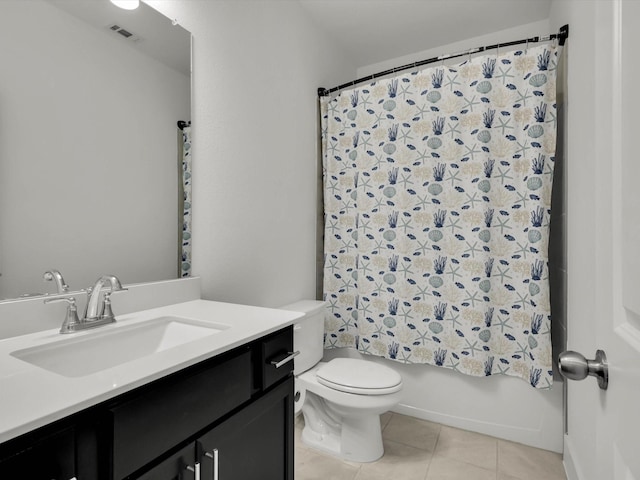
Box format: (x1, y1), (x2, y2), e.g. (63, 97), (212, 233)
(280, 300), (403, 463)
(296, 359), (403, 462)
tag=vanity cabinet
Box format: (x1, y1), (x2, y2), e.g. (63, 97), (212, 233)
(139, 377), (294, 480)
(196, 377), (294, 480)
(109, 348), (254, 479)
(0, 326), (295, 480)
(0, 424), (76, 480)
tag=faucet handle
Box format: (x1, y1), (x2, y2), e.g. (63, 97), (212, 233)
(44, 296), (76, 306)
(102, 292), (115, 321)
(44, 296), (81, 334)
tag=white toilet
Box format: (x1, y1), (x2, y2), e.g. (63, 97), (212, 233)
(280, 300), (403, 463)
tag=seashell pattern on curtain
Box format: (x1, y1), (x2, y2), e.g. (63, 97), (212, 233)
(180, 125), (192, 278)
(321, 44), (560, 389)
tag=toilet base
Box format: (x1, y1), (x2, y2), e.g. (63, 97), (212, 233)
(301, 394), (384, 463)
(296, 362), (403, 463)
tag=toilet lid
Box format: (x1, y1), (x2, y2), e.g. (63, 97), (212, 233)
(316, 358), (402, 395)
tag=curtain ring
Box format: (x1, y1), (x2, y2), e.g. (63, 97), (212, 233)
(525, 39), (529, 54)
(496, 43), (500, 58)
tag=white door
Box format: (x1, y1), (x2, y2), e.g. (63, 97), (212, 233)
(563, 0), (640, 478)
(609, 0), (640, 476)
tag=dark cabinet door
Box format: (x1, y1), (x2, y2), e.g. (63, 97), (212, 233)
(0, 426), (75, 480)
(109, 349), (252, 480)
(198, 377), (294, 480)
(136, 443), (197, 480)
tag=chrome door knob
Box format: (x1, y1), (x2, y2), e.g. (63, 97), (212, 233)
(558, 349), (608, 390)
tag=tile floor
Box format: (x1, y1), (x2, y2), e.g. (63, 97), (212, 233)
(295, 413), (567, 480)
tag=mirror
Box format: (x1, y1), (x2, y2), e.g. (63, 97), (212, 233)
(0, 0), (191, 300)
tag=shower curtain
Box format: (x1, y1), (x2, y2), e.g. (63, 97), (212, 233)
(179, 125), (192, 278)
(321, 44), (559, 388)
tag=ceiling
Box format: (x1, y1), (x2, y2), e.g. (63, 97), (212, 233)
(298, 0), (553, 67)
(45, 0), (190, 75)
(45, 0), (552, 78)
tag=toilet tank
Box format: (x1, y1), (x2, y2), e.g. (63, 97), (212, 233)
(279, 300), (325, 375)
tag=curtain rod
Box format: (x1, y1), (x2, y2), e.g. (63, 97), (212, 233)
(318, 24), (568, 97)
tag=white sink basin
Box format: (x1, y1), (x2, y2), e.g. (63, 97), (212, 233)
(10, 316), (228, 378)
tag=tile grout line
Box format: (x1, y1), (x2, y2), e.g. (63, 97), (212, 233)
(495, 438), (499, 480)
(422, 421), (442, 480)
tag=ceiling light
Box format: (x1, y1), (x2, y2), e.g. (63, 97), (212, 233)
(110, 0), (140, 10)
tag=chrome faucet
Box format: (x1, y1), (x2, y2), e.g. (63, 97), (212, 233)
(43, 270), (69, 294)
(84, 274), (127, 322)
(44, 274), (127, 334)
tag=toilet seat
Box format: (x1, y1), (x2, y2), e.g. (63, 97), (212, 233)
(316, 358), (402, 395)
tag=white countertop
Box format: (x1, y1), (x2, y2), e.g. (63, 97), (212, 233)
(0, 299), (302, 444)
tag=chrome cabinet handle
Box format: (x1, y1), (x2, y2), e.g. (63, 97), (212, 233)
(558, 349), (608, 390)
(271, 351), (300, 369)
(205, 449), (219, 480)
(185, 462), (201, 480)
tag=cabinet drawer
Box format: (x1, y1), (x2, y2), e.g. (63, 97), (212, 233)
(110, 349), (252, 479)
(261, 327), (294, 390)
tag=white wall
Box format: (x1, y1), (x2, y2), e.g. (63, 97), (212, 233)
(0, 0), (190, 298)
(146, 0), (356, 308)
(357, 19), (550, 77)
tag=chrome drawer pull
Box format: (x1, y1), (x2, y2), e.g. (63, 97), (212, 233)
(205, 448), (219, 480)
(271, 351), (300, 369)
(185, 462), (200, 480)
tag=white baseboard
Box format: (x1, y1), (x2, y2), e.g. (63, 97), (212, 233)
(392, 402), (563, 453)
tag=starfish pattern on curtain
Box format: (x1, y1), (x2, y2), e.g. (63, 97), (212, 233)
(180, 125), (192, 278)
(321, 44), (559, 389)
